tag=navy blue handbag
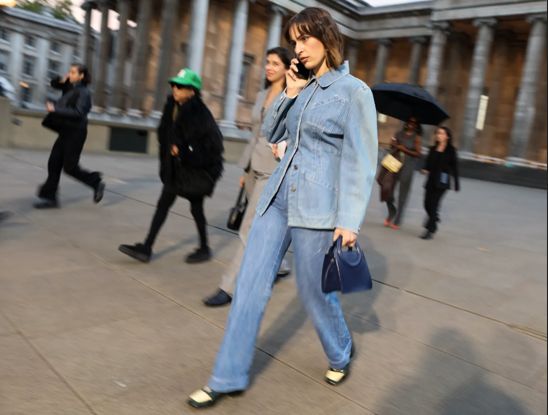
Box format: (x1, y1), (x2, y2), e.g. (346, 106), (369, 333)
(322, 237), (373, 294)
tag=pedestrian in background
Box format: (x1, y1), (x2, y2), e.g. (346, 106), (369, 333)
(384, 116), (422, 229)
(35, 64), (105, 209)
(118, 69), (223, 264)
(420, 126), (460, 239)
(203, 46), (292, 307)
(188, 7), (377, 408)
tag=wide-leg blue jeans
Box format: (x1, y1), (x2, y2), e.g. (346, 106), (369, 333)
(208, 175), (352, 392)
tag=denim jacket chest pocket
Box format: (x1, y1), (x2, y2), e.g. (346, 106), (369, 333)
(305, 95), (347, 143)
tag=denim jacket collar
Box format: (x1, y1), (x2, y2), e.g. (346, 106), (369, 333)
(313, 61), (349, 88)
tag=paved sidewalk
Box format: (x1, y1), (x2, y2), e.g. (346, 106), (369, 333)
(0, 149), (546, 415)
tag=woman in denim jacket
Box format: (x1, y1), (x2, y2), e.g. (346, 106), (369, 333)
(188, 7), (378, 408)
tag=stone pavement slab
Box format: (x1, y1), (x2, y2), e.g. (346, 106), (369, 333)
(0, 149), (546, 415)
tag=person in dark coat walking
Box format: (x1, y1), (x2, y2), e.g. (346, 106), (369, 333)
(118, 69), (224, 264)
(35, 64), (105, 209)
(420, 126), (460, 240)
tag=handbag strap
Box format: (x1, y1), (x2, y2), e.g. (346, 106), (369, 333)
(334, 236), (364, 266)
(236, 185), (246, 204)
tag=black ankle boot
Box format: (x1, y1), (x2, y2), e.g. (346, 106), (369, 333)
(118, 243), (152, 262)
(203, 289), (232, 307)
(33, 199), (59, 209)
(185, 246), (211, 264)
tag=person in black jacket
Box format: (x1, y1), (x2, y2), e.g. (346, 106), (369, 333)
(118, 69), (223, 264)
(35, 64), (105, 209)
(420, 126), (460, 240)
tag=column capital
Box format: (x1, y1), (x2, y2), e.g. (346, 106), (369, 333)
(473, 17), (497, 28)
(377, 38), (392, 47)
(269, 3), (286, 16)
(409, 36), (427, 45)
(428, 21), (451, 36)
(526, 13), (547, 24)
(81, 1), (97, 11)
(97, 0), (109, 11)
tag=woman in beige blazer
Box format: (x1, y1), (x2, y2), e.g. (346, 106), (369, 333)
(203, 47), (292, 306)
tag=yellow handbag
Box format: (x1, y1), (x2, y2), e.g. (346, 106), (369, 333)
(381, 153), (402, 173)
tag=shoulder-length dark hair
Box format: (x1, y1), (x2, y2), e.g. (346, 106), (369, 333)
(71, 63), (91, 85)
(264, 47), (291, 89)
(283, 7), (344, 69)
(436, 126), (455, 149)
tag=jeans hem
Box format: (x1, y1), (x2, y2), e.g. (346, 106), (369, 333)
(328, 340), (353, 369)
(208, 375), (248, 393)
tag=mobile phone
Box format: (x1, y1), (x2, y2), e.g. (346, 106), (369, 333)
(295, 61), (310, 79)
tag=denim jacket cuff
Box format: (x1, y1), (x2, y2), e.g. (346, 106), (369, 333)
(335, 216), (362, 234)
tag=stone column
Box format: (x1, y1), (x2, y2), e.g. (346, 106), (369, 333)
(128, 0), (152, 116)
(373, 38), (391, 85)
(508, 14), (547, 161)
(9, 32), (24, 97)
(219, 0), (250, 131)
(35, 38), (50, 104)
(425, 22), (450, 97)
(346, 39), (360, 73)
(81, 1), (94, 70)
(94, 0), (110, 110)
(62, 44), (74, 72)
(109, 0), (130, 114)
(408, 36), (426, 84)
(460, 18), (497, 153)
(152, 0), (178, 115)
(266, 4), (284, 51)
(187, 0), (210, 75)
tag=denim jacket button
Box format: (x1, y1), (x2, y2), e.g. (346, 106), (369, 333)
(290, 185), (296, 192)
(293, 165), (298, 170)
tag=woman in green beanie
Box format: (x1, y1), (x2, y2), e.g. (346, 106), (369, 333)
(118, 69), (224, 264)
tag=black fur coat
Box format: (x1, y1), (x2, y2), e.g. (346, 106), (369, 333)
(157, 95), (224, 192)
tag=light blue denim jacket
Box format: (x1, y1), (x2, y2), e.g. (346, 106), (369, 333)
(256, 62), (378, 233)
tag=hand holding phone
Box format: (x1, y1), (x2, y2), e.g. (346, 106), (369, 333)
(295, 61), (310, 80)
(286, 58), (309, 97)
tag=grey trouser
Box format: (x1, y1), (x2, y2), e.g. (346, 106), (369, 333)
(220, 171), (290, 294)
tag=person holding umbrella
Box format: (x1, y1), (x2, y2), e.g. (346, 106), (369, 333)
(371, 82), (450, 229)
(420, 126), (460, 240)
(384, 116), (422, 229)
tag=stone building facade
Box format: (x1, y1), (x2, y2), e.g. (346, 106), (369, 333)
(0, 6), (85, 107)
(14, 0), (548, 166)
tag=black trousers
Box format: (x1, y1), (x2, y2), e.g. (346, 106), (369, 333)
(144, 186), (208, 250)
(38, 129), (101, 201)
(424, 187), (446, 233)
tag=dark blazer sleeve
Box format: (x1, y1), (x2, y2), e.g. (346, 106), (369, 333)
(451, 149), (460, 191)
(53, 87), (91, 120)
(50, 77), (70, 92)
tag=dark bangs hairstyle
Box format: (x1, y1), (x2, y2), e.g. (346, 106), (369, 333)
(71, 63), (91, 85)
(264, 46), (292, 89)
(283, 7), (344, 69)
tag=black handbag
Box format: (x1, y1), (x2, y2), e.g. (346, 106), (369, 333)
(322, 237), (373, 294)
(227, 186), (247, 231)
(41, 113), (63, 133)
(173, 158), (215, 197)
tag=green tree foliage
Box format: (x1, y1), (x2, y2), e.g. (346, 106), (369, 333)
(16, 0), (74, 21)
(16, 0), (48, 13)
(51, 0), (73, 20)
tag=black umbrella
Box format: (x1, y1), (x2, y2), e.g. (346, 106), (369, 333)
(371, 82), (450, 126)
